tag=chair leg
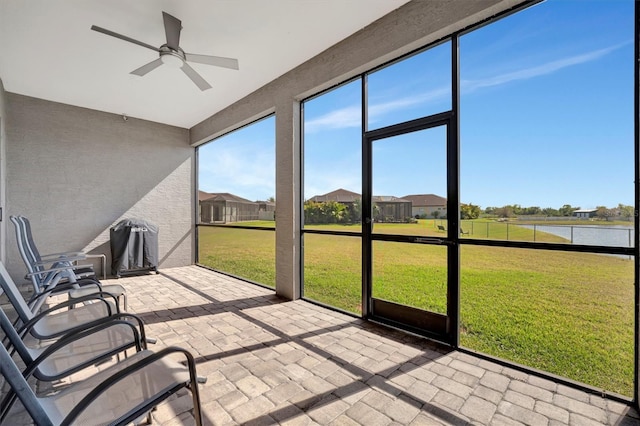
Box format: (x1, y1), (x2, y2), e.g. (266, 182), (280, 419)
(191, 381), (203, 426)
(120, 293), (128, 311)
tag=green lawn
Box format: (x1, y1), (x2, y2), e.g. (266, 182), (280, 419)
(198, 226), (276, 287)
(198, 221), (635, 396)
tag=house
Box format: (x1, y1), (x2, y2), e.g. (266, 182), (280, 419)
(307, 188), (360, 205)
(372, 196), (412, 222)
(308, 189), (412, 222)
(402, 194), (447, 219)
(574, 209), (598, 219)
(256, 201), (276, 221)
(199, 192), (260, 223)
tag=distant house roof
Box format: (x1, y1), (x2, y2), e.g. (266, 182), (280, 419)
(308, 188), (361, 203)
(402, 194), (446, 207)
(574, 209), (598, 213)
(200, 192), (255, 204)
(372, 196), (410, 203)
(198, 190), (213, 202)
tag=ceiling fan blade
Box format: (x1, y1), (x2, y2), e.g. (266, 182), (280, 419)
(162, 12), (182, 50)
(185, 53), (239, 70)
(131, 58), (164, 76)
(91, 25), (159, 52)
(181, 62), (212, 91)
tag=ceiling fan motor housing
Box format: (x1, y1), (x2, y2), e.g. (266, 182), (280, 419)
(159, 45), (185, 67)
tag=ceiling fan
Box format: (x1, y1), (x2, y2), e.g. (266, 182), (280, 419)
(91, 11), (239, 91)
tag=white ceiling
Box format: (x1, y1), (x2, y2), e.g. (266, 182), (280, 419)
(0, 0), (410, 129)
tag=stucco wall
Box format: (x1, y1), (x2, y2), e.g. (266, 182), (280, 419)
(189, 0), (528, 299)
(5, 93), (193, 281)
(0, 80), (7, 265)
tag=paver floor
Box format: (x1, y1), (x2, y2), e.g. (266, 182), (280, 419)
(3, 265), (640, 425)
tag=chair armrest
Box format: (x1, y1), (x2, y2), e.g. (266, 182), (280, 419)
(38, 251), (86, 260)
(32, 255), (88, 267)
(26, 264), (95, 277)
(24, 318), (144, 380)
(26, 280), (103, 309)
(16, 293), (119, 339)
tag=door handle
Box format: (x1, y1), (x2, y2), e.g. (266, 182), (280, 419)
(413, 237), (455, 246)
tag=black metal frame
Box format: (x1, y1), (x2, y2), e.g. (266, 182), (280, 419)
(188, 0), (639, 409)
(296, 0), (640, 407)
(634, 0), (639, 407)
(194, 145), (200, 263)
(362, 112), (458, 344)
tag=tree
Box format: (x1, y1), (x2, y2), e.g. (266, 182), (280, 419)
(618, 203), (634, 221)
(596, 206), (614, 221)
(484, 206), (498, 216)
(494, 206), (515, 218)
(304, 200), (352, 224)
(559, 204), (578, 217)
(348, 198), (362, 223)
(460, 203), (481, 219)
(521, 206), (542, 215)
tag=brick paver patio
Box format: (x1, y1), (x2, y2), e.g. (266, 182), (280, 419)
(4, 265), (640, 425)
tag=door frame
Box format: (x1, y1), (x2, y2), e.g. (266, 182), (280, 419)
(362, 111), (460, 346)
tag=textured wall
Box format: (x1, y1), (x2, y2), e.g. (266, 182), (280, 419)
(190, 0), (528, 299)
(5, 93), (193, 281)
(0, 80), (6, 265)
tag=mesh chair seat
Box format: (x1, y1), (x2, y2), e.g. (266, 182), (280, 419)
(1, 344), (203, 426)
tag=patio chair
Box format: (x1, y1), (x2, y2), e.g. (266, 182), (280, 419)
(437, 224), (446, 232)
(0, 261), (121, 341)
(0, 341), (203, 425)
(460, 227), (469, 235)
(11, 215), (126, 311)
(12, 215), (95, 280)
(0, 304), (146, 421)
(0, 303), (145, 382)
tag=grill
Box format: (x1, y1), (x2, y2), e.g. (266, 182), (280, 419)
(110, 218), (159, 278)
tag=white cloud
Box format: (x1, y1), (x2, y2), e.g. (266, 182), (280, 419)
(304, 105), (361, 133)
(304, 42), (628, 133)
(199, 144), (275, 200)
(368, 86), (450, 118)
(462, 42), (628, 93)
(304, 86), (450, 133)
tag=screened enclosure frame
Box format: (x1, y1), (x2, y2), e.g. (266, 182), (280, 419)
(195, 114), (276, 290)
(193, 0), (640, 408)
(298, 0), (640, 406)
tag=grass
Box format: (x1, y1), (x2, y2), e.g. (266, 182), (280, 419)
(198, 226), (276, 287)
(198, 220), (635, 396)
(460, 245), (634, 395)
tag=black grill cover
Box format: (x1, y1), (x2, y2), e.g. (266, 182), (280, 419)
(110, 218), (158, 276)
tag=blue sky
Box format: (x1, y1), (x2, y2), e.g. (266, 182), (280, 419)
(200, 0), (634, 210)
(198, 116), (276, 201)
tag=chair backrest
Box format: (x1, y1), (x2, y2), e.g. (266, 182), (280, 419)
(10, 216), (44, 293)
(0, 305), (37, 421)
(18, 216), (45, 266)
(0, 261), (34, 324)
(11, 216), (74, 299)
(0, 303), (34, 364)
(0, 341), (52, 425)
